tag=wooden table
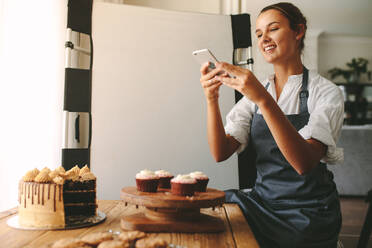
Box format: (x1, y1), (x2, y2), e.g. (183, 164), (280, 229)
(0, 200), (259, 248)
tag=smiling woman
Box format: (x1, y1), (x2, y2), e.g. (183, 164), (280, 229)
(0, 0), (67, 211)
(199, 2), (344, 248)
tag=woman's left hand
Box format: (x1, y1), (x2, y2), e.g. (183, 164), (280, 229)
(215, 62), (268, 105)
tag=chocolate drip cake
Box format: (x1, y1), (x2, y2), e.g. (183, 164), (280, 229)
(18, 165), (97, 228)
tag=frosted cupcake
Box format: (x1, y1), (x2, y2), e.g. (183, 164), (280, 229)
(155, 170), (174, 189)
(170, 174), (197, 196)
(189, 171), (209, 192)
(135, 170), (160, 192)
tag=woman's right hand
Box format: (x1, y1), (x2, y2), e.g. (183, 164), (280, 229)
(199, 62), (226, 102)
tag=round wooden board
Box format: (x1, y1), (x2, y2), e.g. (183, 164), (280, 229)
(120, 187), (225, 209)
(121, 212), (225, 233)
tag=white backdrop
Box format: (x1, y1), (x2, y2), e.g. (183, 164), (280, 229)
(0, 0), (66, 211)
(91, 3), (240, 200)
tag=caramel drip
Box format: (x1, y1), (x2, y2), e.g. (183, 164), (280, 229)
(28, 183), (30, 198)
(37, 184), (40, 204)
(58, 185), (62, 201)
(42, 184), (45, 205)
(23, 183), (26, 208)
(53, 184), (56, 212)
(19, 182), (25, 203)
(31, 184), (34, 205)
(18, 182), (21, 204)
(48, 184), (50, 200)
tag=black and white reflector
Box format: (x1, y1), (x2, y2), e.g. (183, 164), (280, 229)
(63, 0), (92, 170)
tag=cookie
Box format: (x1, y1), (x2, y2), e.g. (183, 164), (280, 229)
(97, 240), (128, 248)
(81, 232), (113, 245)
(51, 238), (86, 248)
(118, 231), (146, 243)
(135, 238), (168, 248)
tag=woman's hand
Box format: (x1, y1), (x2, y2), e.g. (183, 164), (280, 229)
(214, 62), (269, 105)
(199, 62), (226, 103)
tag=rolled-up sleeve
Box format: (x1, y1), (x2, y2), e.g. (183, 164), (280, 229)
(224, 97), (255, 154)
(298, 83), (344, 164)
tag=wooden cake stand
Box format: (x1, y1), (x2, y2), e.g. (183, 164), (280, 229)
(120, 186), (225, 233)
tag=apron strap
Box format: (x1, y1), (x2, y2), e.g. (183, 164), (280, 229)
(254, 82), (270, 113)
(299, 67), (309, 114)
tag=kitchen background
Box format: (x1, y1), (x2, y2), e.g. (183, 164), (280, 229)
(0, 2), (371, 247)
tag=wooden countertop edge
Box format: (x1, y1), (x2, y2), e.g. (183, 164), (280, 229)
(224, 203), (260, 248)
(221, 204), (238, 248)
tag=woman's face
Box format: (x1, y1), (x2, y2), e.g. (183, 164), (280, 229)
(255, 9), (300, 64)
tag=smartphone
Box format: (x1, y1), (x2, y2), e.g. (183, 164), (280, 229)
(192, 48), (219, 71)
(192, 49), (233, 78)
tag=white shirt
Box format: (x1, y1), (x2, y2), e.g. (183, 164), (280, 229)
(224, 70), (344, 164)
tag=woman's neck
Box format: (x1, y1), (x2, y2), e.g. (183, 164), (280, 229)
(273, 57), (303, 85)
(272, 56), (303, 100)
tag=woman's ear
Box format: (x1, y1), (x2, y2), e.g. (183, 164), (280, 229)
(295, 24), (305, 41)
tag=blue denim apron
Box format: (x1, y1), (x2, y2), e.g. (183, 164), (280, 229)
(226, 68), (342, 248)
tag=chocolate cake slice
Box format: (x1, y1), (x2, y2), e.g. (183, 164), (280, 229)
(63, 178), (97, 218)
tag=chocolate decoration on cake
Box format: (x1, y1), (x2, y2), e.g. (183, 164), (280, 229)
(42, 184), (44, 205)
(48, 184), (50, 200)
(37, 184), (40, 204)
(31, 184), (34, 205)
(59, 185), (62, 201)
(53, 184), (56, 212)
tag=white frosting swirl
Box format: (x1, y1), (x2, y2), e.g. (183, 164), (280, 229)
(171, 174), (196, 184)
(135, 169), (159, 179)
(189, 171), (208, 179)
(155, 170), (173, 177)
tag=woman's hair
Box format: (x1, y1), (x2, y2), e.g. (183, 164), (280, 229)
(260, 2), (307, 53)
